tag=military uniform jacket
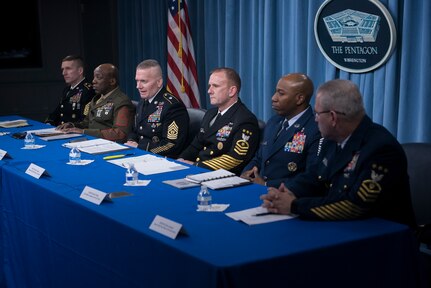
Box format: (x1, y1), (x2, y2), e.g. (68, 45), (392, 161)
(179, 99), (260, 175)
(290, 116), (416, 227)
(127, 88), (189, 158)
(76, 87), (135, 143)
(46, 79), (95, 126)
(242, 107), (320, 188)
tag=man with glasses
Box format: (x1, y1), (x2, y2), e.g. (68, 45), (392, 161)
(260, 79), (416, 227)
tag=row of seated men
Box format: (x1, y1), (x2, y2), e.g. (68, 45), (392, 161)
(45, 55), (416, 230)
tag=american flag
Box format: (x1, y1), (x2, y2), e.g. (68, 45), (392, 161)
(167, 0), (200, 108)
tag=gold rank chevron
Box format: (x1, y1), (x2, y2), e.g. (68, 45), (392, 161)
(311, 200), (365, 220)
(358, 179), (381, 202)
(234, 140), (249, 156)
(203, 154), (243, 171)
(150, 142), (175, 154)
(167, 121), (179, 140)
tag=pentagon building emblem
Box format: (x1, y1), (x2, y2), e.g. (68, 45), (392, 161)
(315, 0), (396, 73)
(323, 9), (380, 43)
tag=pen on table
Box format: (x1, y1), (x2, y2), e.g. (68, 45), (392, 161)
(253, 212), (275, 217)
(103, 153), (134, 160)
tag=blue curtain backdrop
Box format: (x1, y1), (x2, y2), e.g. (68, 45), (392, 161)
(117, 0), (431, 143)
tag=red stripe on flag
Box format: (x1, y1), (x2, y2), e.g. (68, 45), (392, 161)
(167, 0), (200, 108)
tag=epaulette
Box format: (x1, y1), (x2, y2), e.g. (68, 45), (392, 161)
(83, 82), (93, 90)
(163, 93), (180, 104)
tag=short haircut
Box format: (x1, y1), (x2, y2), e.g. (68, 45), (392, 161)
(282, 73), (314, 103)
(62, 55), (85, 69)
(210, 67), (241, 93)
(317, 79), (365, 119)
(136, 59), (163, 78)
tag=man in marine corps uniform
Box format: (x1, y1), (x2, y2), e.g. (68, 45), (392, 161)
(45, 55), (95, 126)
(260, 79), (416, 227)
(241, 73), (320, 189)
(178, 67), (260, 175)
(124, 59), (189, 158)
(58, 63), (135, 143)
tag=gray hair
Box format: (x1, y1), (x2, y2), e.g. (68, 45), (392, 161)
(317, 79), (365, 119)
(136, 59), (162, 78)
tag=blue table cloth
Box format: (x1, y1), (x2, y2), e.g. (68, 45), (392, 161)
(0, 116), (423, 288)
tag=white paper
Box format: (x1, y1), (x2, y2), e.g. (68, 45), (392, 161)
(66, 159), (94, 166)
(135, 159), (188, 175)
(225, 206), (295, 225)
(197, 204), (230, 212)
(202, 176), (250, 190)
(108, 155), (188, 175)
(186, 168), (234, 183)
(21, 144), (46, 150)
(39, 133), (82, 141)
(149, 215), (183, 239)
(107, 154), (162, 167)
(79, 186), (107, 205)
(0, 119), (29, 128)
(123, 180), (151, 186)
(26, 127), (60, 134)
(25, 163), (46, 179)
(163, 178), (201, 189)
(63, 138), (129, 155)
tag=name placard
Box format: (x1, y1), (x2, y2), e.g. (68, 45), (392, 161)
(149, 215), (183, 239)
(0, 149), (9, 160)
(80, 185), (107, 205)
(25, 163), (46, 179)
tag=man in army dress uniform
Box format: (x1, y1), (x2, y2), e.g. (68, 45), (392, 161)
(241, 73), (320, 190)
(178, 67), (260, 175)
(124, 59), (189, 158)
(260, 79), (416, 227)
(58, 63), (135, 143)
(45, 55), (95, 126)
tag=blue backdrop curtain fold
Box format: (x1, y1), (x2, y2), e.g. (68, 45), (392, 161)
(117, 0), (431, 143)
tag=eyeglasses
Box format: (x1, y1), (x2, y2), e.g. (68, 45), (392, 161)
(315, 110), (346, 117)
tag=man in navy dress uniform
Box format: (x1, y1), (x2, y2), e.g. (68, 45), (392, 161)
(261, 79), (416, 227)
(178, 67), (260, 175)
(241, 73), (320, 190)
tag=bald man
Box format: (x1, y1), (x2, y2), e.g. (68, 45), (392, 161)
(58, 63), (135, 143)
(241, 73), (320, 190)
(260, 79), (415, 227)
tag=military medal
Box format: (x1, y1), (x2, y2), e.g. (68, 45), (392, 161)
(217, 142), (223, 150)
(285, 131), (306, 153)
(287, 162), (297, 172)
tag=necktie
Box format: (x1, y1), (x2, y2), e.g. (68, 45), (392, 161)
(210, 112), (221, 127)
(142, 100), (149, 114)
(276, 119), (288, 138)
(336, 144), (342, 154)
